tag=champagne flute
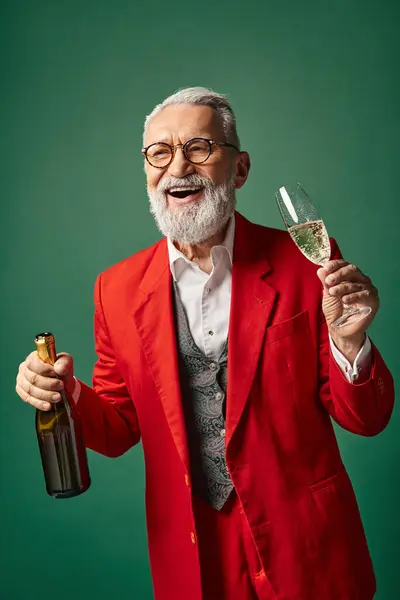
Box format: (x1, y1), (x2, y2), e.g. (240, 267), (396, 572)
(275, 183), (371, 328)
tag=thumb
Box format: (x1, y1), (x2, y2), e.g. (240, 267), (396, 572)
(316, 266), (330, 292)
(54, 353), (74, 379)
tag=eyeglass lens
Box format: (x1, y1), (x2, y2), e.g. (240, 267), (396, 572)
(146, 138), (211, 167)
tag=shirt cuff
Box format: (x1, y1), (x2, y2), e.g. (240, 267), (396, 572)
(71, 377), (82, 404)
(329, 334), (373, 383)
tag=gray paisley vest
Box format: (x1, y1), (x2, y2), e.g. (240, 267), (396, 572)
(173, 282), (234, 510)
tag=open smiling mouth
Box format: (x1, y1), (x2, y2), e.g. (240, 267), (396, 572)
(167, 187), (204, 199)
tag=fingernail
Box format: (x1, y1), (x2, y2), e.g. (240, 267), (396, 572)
(52, 394), (61, 402)
(42, 402), (51, 410)
(326, 276), (336, 284)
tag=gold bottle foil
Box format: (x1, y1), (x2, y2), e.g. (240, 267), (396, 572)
(34, 332), (57, 366)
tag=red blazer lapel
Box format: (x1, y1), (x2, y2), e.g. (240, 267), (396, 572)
(131, 240), (190, 473)
(131, 212), (277, 469)
(226, 212), (278, 447)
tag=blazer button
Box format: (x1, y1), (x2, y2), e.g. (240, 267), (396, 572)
(377, 377), (384, 394)
(190, 532), (196, 545)
(255, 568), (266, 580)
(185, 474), (190, 487)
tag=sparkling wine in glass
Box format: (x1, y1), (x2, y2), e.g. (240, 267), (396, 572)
(275, 183), (371, 328)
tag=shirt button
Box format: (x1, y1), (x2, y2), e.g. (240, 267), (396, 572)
(185, 474), (190, 487)
(190, 532), (196, 545)
(209, 362), (217, 371)
(220, 428), (226, 437)
(208, 330), (214, 336)
(215, 392), (223, 400)
(206, 288), (211, 293)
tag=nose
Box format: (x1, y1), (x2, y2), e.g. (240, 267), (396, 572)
(166, 146), (196, 178)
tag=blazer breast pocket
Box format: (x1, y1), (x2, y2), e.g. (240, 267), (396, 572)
(261, 310), (317, 407)
(257, 310), (317, 459)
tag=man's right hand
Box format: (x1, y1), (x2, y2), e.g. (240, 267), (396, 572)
(16, 352), (75, 411)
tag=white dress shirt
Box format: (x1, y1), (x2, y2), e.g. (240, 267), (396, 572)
(167, 215), (372, 384)
(72, 216), (372, 402)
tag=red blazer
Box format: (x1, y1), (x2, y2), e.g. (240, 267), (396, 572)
(75, 212), (394, 600)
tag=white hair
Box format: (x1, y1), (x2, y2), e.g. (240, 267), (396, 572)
(143, 86), (240, 149)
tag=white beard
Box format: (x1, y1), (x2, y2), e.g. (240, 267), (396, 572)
(147, 172), (237, 244)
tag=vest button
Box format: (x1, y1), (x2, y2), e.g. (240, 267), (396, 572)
(220, 428), (226, 437)
(215, 392), (223, 400)
(209, 362), (217, 371)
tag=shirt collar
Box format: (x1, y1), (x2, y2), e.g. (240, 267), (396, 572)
(167, 215), (235, 282)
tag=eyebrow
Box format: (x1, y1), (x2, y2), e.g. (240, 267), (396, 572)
(146, 134), (215, 146)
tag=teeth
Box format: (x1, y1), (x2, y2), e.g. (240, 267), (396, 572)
(168, 187), (200, 193)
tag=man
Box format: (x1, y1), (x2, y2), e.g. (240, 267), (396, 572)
(16, 87), (394, 600)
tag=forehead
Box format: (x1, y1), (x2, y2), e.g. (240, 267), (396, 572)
(144, 104), (224, 145)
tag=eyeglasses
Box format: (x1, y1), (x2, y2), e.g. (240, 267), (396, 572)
(141, 137), (239, 168)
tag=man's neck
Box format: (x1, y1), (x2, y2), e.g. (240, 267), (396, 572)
(173, 222), (229, 274)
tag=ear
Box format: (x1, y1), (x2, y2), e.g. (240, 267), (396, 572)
(234, 152), (251, 189)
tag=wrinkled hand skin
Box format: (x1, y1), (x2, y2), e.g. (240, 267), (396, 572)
(15, 352), (75, 411)
(317, 260), (379, 364)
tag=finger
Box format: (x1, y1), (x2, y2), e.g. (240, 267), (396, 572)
(323, 260), (349, 274)
(24, 352), (57, 377)
(326, 264), (371, 286)
(342, 287), (380, 306)
(16, 383), (53, 411)
(17, 373), (62, 404)
(328, 281), (368, 298)
(317, 260), (350, 289)
(23, 365), (64, 392)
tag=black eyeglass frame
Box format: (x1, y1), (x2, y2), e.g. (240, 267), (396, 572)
(141, 137), (240, 168)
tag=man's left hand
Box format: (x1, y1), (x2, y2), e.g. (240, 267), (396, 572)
(317, 260), (379, 363)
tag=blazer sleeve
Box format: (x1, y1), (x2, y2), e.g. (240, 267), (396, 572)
(72, 274), (141, 457)
(318, 238), (395, 436)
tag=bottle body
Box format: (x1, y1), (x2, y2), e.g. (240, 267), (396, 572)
(36, 402), (90, 498)
(34, 333), (91, 498)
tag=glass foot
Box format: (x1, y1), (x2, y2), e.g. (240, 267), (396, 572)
(331, 305), (372, 329)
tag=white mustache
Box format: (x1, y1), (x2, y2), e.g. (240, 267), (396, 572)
(157, 175), (213, 194)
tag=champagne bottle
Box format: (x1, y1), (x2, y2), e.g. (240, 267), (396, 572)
(34, 332), (90, 498)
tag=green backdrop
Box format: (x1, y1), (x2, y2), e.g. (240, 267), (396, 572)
(1, 0), (398, 598)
